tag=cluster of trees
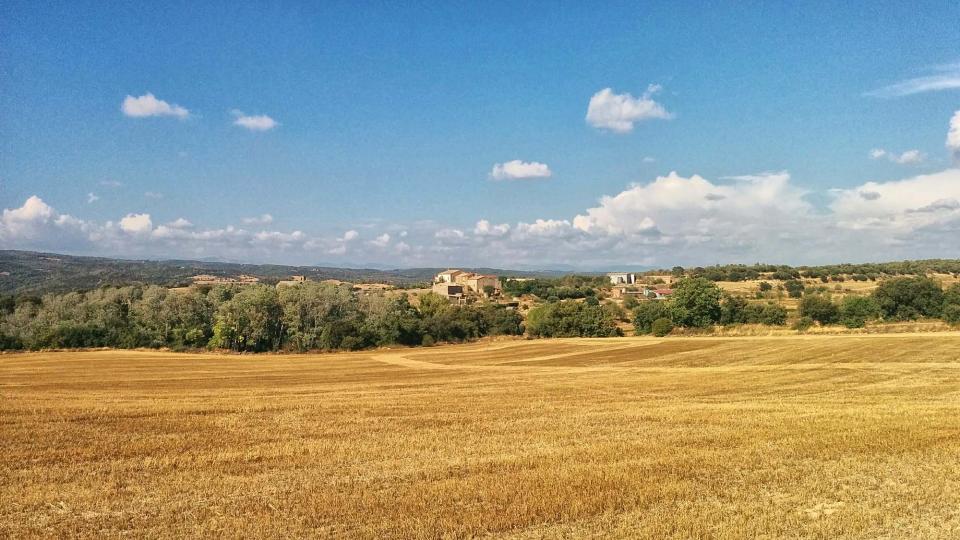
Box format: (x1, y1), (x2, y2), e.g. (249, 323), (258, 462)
(632, 277), (787, 336)
(0, 283), (524, 352)
(525, 298), (623, 338)
(798, 277), (960, 328)
(659, 260), (960, 283)
(501, 276), (609, 301)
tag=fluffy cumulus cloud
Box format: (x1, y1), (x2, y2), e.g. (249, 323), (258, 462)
(586, 85), (673, 133)
(0, 196), (90, 249)
(232, 110), (278, 131)
(369, 233), (390, 248)
(830, 169), (960, 232)
(870, 148), (925, 165)
(948, 110), (960, 162)
(119, 213), (153, 235)
(490, 160), (552, 180)
(473, 220), (510, 237)
(121, 93), (189, 119)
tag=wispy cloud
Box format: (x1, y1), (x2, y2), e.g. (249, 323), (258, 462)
(865, 62), (960, 98)
(86, 193), (99, 204)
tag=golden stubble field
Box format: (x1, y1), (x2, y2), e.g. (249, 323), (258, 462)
(3, 335), (960, 538)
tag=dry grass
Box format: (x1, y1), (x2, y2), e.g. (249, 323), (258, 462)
(3, 335), (960, 538)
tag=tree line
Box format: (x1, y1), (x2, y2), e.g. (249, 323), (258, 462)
(631, 276), (960, 336)
(796, 277), (960, 329)
(659, 260), (960, 283)
(0, 283), (523, 352)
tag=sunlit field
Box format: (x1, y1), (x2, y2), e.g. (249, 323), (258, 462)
(3, 335), (960, 538)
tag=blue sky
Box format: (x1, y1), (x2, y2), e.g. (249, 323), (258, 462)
(2, 1), (960, 268)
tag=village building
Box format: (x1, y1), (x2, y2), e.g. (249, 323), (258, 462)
(607, 272), (636, 285)
(611, 286), (674, 300)
(433, 269), (502, 297)
(276, 275), (308, 288)
(191, 274), (260, 286)
(435, 269), (465, 284)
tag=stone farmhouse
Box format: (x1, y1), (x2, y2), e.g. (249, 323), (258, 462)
(432, 269), (501, 301)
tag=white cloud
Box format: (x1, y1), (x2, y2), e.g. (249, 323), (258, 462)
(145, 191), (164, 199)
(5, 114), (960, 268)
(830, 169), (960, 232)
(866, 62), (960, 98)
(643, 156), (656, 163)
(435, 228), (466, 241)
(242, 214), (274, 225)
(167, 218), (193, 229)
(473, 219), (510, 237)
(869, 148), (925, 165)
(232, 110), (278, 131)
(586, 85), (673, 133)
(119, 213), (153, 235)
(121, 93), (189, 119)
(369, 233), (390, 248)
(87, 193), (99, 204)
(100, 180), (123, 188)
(0, 196), (90, 249)
(948, 110), (960, 162)
(490, 160), (552, 181)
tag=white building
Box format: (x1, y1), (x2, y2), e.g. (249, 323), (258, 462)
(607, 272), (636, 285)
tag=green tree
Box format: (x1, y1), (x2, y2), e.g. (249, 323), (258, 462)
(942, 284), (960, 325)
(719, 295), (749, 325)
(651, 318), (673, 337)
(210, 285), (282, 352)
(633, 301), (671, 334)
(668, 277), (722, 328)
(799, 294), (839, 325)
(784, 279), (805, 298)
(839, 296), (880, 328)
(526, 301), (621, 338)
(872, 277), (944, 320)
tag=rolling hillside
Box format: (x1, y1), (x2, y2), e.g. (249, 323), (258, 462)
(0, 250), (563, 295)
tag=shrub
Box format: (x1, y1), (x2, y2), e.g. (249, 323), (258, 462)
(943, 304), (960, 325)
(784, 280), (805, 298)
(633, 301), (672, 335)
(719, 295), (749, 325)
(792, 316), (814, 332)
(651, 318), (673, 337)
(757, 303), (788, 326)
(943, 284), (960, 324)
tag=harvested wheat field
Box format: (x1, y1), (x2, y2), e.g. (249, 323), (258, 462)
(3, 335), (960, 538)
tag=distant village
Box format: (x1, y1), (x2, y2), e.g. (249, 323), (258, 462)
(187, 269), (675, 304)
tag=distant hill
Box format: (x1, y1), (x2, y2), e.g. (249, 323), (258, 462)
(0, 250), (570, 295)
